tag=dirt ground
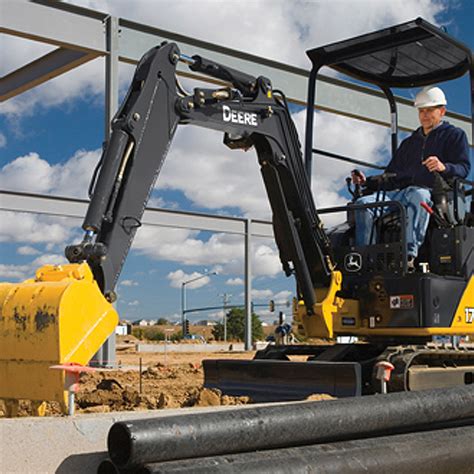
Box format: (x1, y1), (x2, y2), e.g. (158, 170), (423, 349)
(0, 336), (332, 417)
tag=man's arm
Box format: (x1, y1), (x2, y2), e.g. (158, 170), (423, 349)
(441, 129), (471, 179)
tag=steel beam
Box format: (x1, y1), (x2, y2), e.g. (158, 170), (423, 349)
(0, 191), (274, 237)
(0, 0), (107, 53)
(1, 2), (471, 143)
(0, 47), (99, 102)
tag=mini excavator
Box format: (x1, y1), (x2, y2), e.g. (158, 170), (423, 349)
(1, 18), (473, 410)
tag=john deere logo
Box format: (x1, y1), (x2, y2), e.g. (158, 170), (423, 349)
(344, 252), (362, 272)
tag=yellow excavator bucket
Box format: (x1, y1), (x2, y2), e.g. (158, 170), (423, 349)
(0, 262), (118, 408)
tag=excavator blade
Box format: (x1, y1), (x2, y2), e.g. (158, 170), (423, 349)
(0, 262), (118, 409)
(203, 359), (361, 402)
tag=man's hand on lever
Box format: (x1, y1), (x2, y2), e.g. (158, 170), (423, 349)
(423, 156), (446, 173)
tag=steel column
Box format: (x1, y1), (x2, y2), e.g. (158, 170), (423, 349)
(105, 15), (119, 139)
(244, 219), (252, 350)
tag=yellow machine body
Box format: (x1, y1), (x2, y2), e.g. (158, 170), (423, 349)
(293, 271), (343, 339)
(0, 262), (118, 405)
(295, 275), (474, 339)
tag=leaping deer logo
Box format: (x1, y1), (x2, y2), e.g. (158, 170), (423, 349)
(345, 253), (362, 272)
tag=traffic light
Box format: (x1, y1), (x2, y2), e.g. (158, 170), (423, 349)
(184, 319), (190, 336)
(269, 300), (275, 312)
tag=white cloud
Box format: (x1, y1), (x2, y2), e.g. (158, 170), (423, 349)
(159, 127), (270, 218)
(253, 244), (281, 278)
(120, 279), (138, 287)
(207, 310), (225, 321)
(17, 245), (40, 256)
(128, 300), (140, 306)
(246, 288), (292, 302)
(226, 277), (244, 286)
(166, 269), (212, 289)
(64, 0), (446, 67)
(0, 149), (100, 198)
(273, 290), (292, 303)
(0, 253), (68, 281)
(251, 289), (274, 300)
(0, 263), (31, 280)
(0, 153), (53, 193)
(134, 225), (282, 278)
(0, 211), (74, 245)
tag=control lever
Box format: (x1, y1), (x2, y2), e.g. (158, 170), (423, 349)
(349, 169), (363, 200)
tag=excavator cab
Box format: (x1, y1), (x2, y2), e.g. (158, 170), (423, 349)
(302, 17), (473, 321)
(305, 17), (473, 275)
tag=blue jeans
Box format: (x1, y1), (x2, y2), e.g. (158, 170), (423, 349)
(354, 186), (432, 257)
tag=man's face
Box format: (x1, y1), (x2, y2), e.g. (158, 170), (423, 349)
(418, 105), (446, 133)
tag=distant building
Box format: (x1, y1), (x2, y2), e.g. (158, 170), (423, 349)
(133, 319), (156, 327)
(115, 324), (131, 336)
(196, 320), (217, 326)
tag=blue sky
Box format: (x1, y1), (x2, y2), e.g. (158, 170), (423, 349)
(1, 0), (473, 323)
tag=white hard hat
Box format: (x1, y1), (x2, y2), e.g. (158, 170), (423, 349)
(414, 86), (447, 108)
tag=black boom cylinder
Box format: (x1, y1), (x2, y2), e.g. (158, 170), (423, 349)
(108, 385), (474, 469)
(190, 55), (257, 94)
(83, 129), (130, 233)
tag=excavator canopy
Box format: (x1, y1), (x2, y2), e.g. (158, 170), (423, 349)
(306, 17), (473, 89)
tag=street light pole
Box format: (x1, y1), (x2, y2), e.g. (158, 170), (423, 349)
(222, 293), (231, 342)
(181, 282), (186, 335)
(181, 271), (217, 335)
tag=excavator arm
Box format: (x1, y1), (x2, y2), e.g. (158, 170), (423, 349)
(0, 42), (342, 413)
(66, 42), (336, 314)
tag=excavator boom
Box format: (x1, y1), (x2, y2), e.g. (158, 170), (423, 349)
(0, 42), (340, 412)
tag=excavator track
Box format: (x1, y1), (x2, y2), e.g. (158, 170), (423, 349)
(382, 345), (474, 392)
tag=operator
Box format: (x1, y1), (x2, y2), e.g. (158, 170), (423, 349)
(352, 86), (470, 270)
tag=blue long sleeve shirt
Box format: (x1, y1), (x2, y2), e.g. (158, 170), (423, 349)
(385, 121), (471, 189)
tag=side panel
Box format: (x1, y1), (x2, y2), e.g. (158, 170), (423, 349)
(331, 275), (474, 338)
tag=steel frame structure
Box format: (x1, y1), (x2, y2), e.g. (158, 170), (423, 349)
(0, 1), (472, 349)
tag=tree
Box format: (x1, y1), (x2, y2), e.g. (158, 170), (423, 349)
(212, 308), (264, 342)
(156, 317), (170, 325)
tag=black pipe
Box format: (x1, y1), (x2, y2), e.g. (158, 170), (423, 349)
(137, 425), (474, 474)
(96, 458), (136, 474)
(97, 459), (119, 474)
(108, 385), (474, 469)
